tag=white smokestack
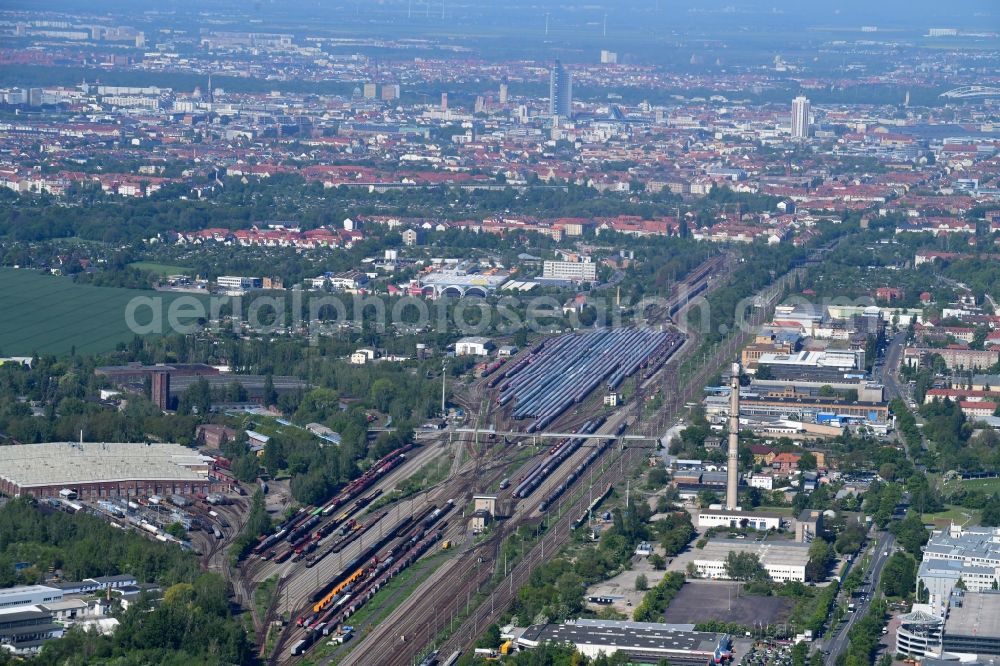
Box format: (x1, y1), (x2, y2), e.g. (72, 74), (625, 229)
(726, 362), (741, 510)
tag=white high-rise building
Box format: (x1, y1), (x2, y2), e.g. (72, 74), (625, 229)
(791, 96), (811, 139)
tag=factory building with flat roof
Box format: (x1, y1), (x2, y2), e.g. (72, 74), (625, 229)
(514, 619), (733, 664)
(692, 539), (811, 582)
(0, 442), (223, 499)
(0, 586), (63, 611)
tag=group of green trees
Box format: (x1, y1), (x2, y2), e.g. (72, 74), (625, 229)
(863, 480), (905, 529)
(723, 551), (768, 582)
(0, 357), (201, 446)
(506, 501), (677, 626)
(0, 498), (255, 665)
(881, 552), (917, 598)
(805, 539), (836, 583)
(654, 512), (696, 558)
(841, 599), (892, 666)
(0, 498), (194, 587)
(632, 572), (685, 622)
(229, 490), (272, 564)
(800, 225), (950, 308)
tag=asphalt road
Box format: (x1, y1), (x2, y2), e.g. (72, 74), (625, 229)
(822, 530), (896, 663)
(877, 330), (909, 402)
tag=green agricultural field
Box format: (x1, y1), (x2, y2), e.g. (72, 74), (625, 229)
(129, 261), (194, 276)
(0, 268), (211, 356)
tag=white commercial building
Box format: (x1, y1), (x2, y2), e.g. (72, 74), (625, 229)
(0, 586), (63, 610)
(455, 336), (491, 356)
(216, 276), (262, 291)
(755, 350), (861, 372)
(516, 619), (732, 663)
(791, 96), (810, 139)
(696, 509), (783, 531)
(692, 539), (810, 582)
(918, 524), (1000, 615)
(542, 260), (596, 282)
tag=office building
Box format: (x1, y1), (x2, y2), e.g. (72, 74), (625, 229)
(363, 82), (377, 99)
(919, 524), (1000, 615)
(600, 50), (618, 64)
(0, 586), (63, 611)
(942, 590), (1000, 657)
(791, 96), (810, 138)
(542, 260), (596, 282)
(381, 84), (399, 101)
(696, 509), (783, 532)
(216, 275), (263, 292)
(549, 60), (572, 118)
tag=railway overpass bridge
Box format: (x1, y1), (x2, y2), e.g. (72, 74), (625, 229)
(452, 427), (661, 443)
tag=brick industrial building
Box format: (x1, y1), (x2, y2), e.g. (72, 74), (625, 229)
(95, 363), (308, 409)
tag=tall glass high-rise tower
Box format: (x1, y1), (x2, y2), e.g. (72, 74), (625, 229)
(549, 60), (573, 118)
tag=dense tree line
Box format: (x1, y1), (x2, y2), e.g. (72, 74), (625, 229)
(632, 572), (685, 622)
(841, 599), (890, 666)
(654, 511), (695, 557)
(229, 490), (273, 564)
(0, 358), (200, 445)
(505, 501), (660, 626)
(862, 480), (904, 529)
(881, 552), (918, 598)
(0, 498), (200, 586)
(0, 498), (256, 665)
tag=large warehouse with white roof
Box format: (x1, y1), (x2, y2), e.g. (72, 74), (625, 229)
(0, 442), (223, 499)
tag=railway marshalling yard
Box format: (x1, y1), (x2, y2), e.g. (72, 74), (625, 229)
(224, 254), (733, 665)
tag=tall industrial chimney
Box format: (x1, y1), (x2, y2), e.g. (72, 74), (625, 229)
(726, 362), (741, 510)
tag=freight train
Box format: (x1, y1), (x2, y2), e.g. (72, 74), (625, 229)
(293, 504), (455, 655)
(537, 420), (625, 513)
(511, 417), (605, 500)
(249, 445), (413, 559)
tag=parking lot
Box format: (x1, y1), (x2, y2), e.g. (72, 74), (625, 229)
(736, 641), (796, 666)
(662, 580), (794, 626)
